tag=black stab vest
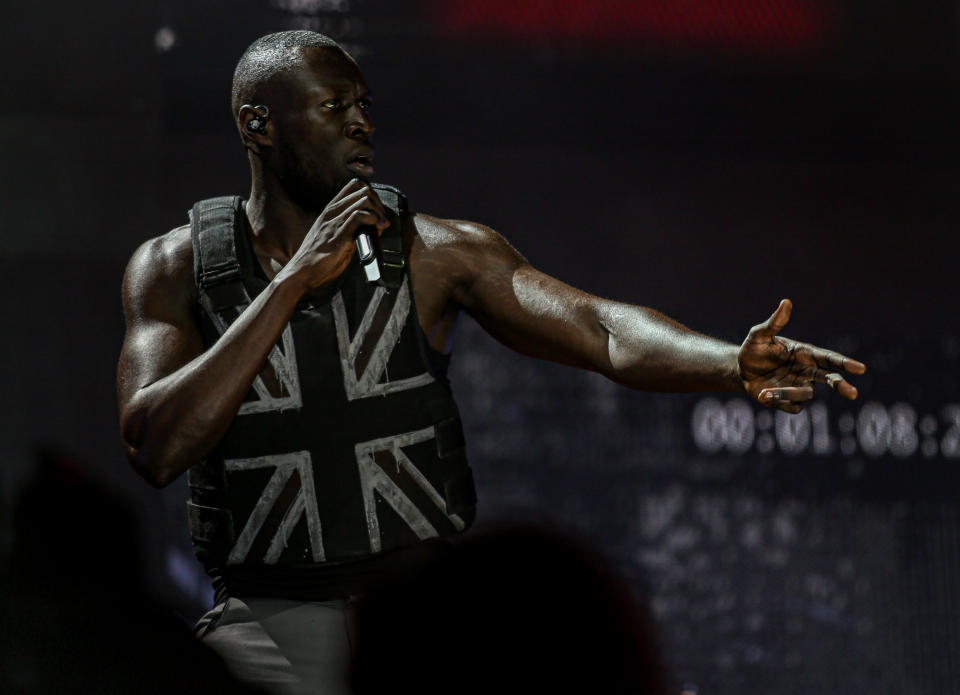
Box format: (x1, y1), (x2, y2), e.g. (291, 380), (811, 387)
(185, 185), (475, 591)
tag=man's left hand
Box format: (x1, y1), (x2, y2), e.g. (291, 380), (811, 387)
(737, 299), (866, 413)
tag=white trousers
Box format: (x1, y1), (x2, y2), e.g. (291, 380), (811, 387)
(198, 597), (354, 695)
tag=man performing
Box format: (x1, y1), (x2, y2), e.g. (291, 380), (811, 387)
(117, 31), (865, 694)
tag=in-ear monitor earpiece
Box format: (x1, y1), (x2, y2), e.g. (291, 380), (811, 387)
(245, 105), (270, 134)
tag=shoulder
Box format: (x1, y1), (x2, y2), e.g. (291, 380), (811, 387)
(409, 213), (511, 250)
(408, 212), (526, 270)
(405, 213), (529, 308)
(122, 225), (196, 314)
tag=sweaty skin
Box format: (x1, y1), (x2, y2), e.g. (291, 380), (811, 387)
(117, 45), (865, 488)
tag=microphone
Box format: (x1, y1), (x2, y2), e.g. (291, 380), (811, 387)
(342, 175), (382, 284)
(355, 226), (382, 283)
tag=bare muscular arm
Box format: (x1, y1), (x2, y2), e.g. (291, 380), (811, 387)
(410, 214), (865, 411)
(117, 180), (388, 487)
(412, 214), (739, 389)
(117, 228), (307, 487)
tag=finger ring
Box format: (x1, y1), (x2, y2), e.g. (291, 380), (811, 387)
(825, 373), (843, 389)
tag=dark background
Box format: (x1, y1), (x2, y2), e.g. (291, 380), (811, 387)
(2, 1), (958, 693)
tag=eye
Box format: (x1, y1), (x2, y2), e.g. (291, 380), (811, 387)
(357, 97), (372, 112)
(322, 98), (343, 110)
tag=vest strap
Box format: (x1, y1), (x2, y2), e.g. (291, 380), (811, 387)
(444, 468), (477, 516)
(187, 500), (236, 545)
(372, 184), (407, 290)
(188, 457), (228, 491)
(190, 196), (246, 310)
(202, 282), (249, 314)
(435, 416), (466, 458)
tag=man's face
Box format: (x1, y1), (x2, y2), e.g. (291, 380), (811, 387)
(271, 47), (375, 211)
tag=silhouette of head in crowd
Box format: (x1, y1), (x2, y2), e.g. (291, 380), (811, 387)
(351, 523), (671, 695)
(2, 449), (261, 694)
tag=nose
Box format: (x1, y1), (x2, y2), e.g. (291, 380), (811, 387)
(344, 103), (374, 140)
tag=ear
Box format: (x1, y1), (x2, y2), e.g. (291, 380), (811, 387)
(238, 104), (272, 153)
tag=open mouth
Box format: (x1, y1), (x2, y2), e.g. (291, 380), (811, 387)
(347, 152), (374, 172)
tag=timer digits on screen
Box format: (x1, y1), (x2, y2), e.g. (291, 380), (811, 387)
(690, 399), (960, 459)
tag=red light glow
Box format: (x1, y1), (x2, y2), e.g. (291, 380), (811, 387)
(423, 0), (834, 56)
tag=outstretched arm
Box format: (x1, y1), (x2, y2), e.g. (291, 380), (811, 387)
(426, 217), (864, 411)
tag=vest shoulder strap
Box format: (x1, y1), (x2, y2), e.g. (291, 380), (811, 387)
(372, 183), (408, 290)
(189, 196), (248, 312)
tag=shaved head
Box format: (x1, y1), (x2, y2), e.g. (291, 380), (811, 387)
(231, 30), (373, 212)
(231, 30), (349, 115)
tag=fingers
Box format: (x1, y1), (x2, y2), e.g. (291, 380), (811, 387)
(342, 192), (390, 226)
(340, 208), (383, 241)
(824, 372), (859, 400)
(760, 368), (859, 409)
(331, 177), (368, 203)
(326, 183), (388, 223)
(808, 345), (866, 375)
(750, 299), (792, 340)
(805, 344), (865, 401)
(761, 382), (854, 411)
(759, 385), (813, 407)
(811, 368), (859, 401)
(315, 184), (389, 249)
(330, 189), (387, 226)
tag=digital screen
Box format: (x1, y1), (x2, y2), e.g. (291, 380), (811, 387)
(690, 398), (960, 460)
(449, 328), (960, 691)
